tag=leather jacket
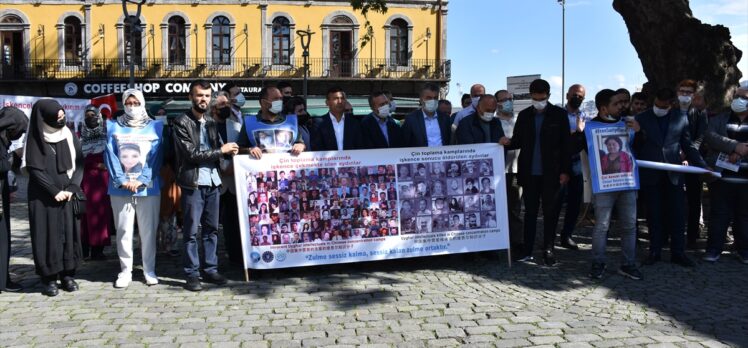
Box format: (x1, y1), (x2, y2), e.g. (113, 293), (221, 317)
(172, 109), (224, 189)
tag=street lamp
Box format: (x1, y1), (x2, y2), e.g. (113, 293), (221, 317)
(296, 25), (315, 101)
(122, 0), (146, 88)
(558, 0), (565, 107)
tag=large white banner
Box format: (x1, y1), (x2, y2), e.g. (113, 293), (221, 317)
(234, 144), (510, 269)
(0, 94), (91, 126)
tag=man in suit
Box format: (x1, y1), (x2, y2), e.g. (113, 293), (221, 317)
(361, 91), (403, 148)
(402, 83), (451, 147)
(455, 94), (509, 146)
(312, 87), (365, 151)
(632, 87), (707, 267)
(505, 79), (572, 266)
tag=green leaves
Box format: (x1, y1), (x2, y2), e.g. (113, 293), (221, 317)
(350, 0), (389, 49)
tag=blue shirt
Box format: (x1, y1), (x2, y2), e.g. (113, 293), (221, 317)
(531, 112), (544, 175)
(376, 117), (390, 146)
(197, 119), (222, 187)
(423, 110), (444, 147)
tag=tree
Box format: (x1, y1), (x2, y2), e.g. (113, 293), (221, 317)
(613, 0), (743, 110)
(350, 0), (388, 49)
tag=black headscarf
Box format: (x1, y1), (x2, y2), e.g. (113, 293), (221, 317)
(24, 99), (73, 174)
(0, 106), (28, 148)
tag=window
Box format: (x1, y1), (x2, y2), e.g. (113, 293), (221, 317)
(124, 17), (143, 66)
(64, 16), (82, 65)
(389, 19), (408, 66)
(168, 16), (186, 65)
(212, 16), (231, 65)
(272, 17), (290, 65)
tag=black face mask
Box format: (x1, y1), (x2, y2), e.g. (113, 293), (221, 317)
(43, 114), (66, 129)
(85, 116), (101, 129)
(217, 107), (232, 119)
(297, 112), (309, 126)
(569, 96), (583, 109)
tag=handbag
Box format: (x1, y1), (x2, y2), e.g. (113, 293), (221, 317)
(71, 192), (87, 216)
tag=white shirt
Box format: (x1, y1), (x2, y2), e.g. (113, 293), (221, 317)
(329, 112), (345, 150)
(422, 110), (444, 147)
(499, 114), (519, 173)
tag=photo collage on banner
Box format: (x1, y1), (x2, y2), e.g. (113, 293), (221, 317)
(397, 159), (498, 234)
(245, 165), (400, 247)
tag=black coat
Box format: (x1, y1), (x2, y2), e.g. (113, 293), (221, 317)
(311, 113), (365, 151)
(455, 113), (506, 145)
(401, 109), (451, 147)
(360, 113), (404, 149)
(505, 104), (572, 187)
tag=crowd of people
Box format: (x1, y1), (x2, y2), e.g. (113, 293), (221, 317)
(0, 76), (747, 296)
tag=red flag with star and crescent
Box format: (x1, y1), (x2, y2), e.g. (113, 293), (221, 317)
(90, 94), (117, 119)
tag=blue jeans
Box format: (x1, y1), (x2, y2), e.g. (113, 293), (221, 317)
(181, 186), (220, 278)
(591, 190), (637, 265)
(706, 181), (748, 254)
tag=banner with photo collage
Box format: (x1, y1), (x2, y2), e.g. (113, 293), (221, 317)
(233, 144), (510, 270)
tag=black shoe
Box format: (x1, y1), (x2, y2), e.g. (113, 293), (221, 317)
(644, 253), (661, 265)
(61, 278), (79, 292)
(588, 262), (606, 279)
(543, 250), (557, 266)
(559, 237), (579, 250)
(185, 276), (202, 291)
(42, 281), (59, 297)
(671, 254), (696, 267)
(618, 265), (643, 280)
(202, 272), (228, 285)
(4, 280), (22, 292)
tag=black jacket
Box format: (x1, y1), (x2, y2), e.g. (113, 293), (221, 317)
(361, 113), (404, 149)
(311, 113), (365, 151)
(172, 110), (224, 189)
(505, 104), (572, 187)
(401, 109), (451, 147)
(455, 113), (506, 145)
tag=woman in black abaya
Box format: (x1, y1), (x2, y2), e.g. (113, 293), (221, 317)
(23, 99), (84, 297)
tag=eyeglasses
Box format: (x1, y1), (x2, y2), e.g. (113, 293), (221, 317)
(124, 102), (141, 107)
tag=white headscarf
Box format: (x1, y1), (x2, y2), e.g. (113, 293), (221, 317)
(120, 89), (150, 128)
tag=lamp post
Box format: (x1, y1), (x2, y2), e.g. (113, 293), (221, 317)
(558, 0), (565, 106)
(425, 27), (431, 62)
(122, 0), (146, 88)
(99, 24), (105, 61)
(296, 25), (315, 101)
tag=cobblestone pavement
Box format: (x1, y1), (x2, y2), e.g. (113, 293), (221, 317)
(1, 202), (746, 348)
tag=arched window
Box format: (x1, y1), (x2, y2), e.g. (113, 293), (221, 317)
(124, 16), (143, 66)
(1, 15), (21, 24)
(63, 16), (82, 66)
(212, 16), (231, 65)
(168, 16), (186, 65)
(389, 19), (408, 66)
(272, 17), (290, 65)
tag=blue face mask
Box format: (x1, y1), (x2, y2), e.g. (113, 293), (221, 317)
(500, 100), (514, 114)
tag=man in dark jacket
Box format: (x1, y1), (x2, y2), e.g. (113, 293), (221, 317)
(455, 94), (509, 146)
(402, 83), (451, 147)
(361, 91), (403, 149)
(311, 87), (365, 151)
(505, 79), (572, 266)
(172, 79), (239, 291)
(632, 87), (707, 267)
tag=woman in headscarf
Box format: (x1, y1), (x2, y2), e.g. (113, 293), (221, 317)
(79, 105), (113, 260)
(104, 89), (163, 288)
(23, 99), (84, 297)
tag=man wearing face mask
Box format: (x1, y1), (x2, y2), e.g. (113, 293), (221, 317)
(702, 81), (748, 264)
(504, 79), (572, 266)
(495, 90), (523, 253)
(455, 94), (510, 146)
(237, 86), (306, 157)
(311, 87), (366, 151)
(222, 83), (246, 118)
(284, 96), (312, 150)
(402, 83), (452, 147)
(0, 106), (27, 293)
(632, 87), (707, 267)
(451, 84), (486, 133)
(361, 91), (404, 149)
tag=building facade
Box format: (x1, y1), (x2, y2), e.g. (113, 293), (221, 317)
(0, 0), (449, 101)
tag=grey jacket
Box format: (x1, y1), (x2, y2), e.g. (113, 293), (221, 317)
(703, 111), (739, 172)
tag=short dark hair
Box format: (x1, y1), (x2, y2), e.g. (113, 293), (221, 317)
(438, 99), (451, 107)
(368, 91), (387, 108)
(326, 86), (345, 100)
(259, 86), (279, 100)
(478, 94), (497, 105)
(189, 79), (212, 94)
(494, 89), (509, 99)
(221, 82), (238, 93)
(277, 81), (292, 91)
(632, 91), (648, 101)
(421, 83), (440, 95)
(461, 94), (471, 102)
(595, 89), (617, 110)
(529, 79), (551, 94)
(655, 88), (676, 102)
(616, 88), (631, 97)
(604, 136), (623, 150)
(284, 96), (306, 114)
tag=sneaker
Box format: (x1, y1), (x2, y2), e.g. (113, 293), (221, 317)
(737, 251), (748, 265)
(702, 250), (721, 262)
(618, 265), (643, 280)
(114, 273), (132, 288)
(517, 255), (534, 263)
(202, 272), (228, 285)
(144, 273), (159, 286)
(588, 262), (606, 279)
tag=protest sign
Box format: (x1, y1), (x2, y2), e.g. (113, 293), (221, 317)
(584, 121), (639, 194)
(233, 144), (510, 272)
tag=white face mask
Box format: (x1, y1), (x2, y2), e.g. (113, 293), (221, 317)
(124, 105), (146, 118)
(479, 111), (495, 122)
(423, 99), (438, 113)
(234, 93), (246, 108)
(653, 106), (670, 117)
(732, 97), (748, 113)
(532, 100), (547, 110)
(389, 100), (398, 111)
(269, 100), (283, 114)
(678, 95), (692, 107)
(376, 104), (390, 119)
(471, 97), (480, 108)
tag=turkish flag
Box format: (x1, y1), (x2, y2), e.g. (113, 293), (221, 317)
(90, 94), (117, 119)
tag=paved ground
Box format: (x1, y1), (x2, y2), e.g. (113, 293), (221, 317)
(1, 201), (747, 348)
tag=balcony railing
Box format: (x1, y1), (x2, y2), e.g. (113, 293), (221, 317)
(0, 58), (451, 81)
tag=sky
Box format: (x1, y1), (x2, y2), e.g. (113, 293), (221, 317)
(445, 0), (748, 106)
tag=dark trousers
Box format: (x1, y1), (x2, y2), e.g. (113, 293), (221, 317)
(685, 174), (703, 242)
(556, 173), (583, 239)
(706, 181), (748, 253)
(181, 186), (220, 278)
(522, 175), (561, 255)
(643, 179), (686, 256)
(1, 175), (9, 289)
(220, 191), (243, 264)
(506, 173), (523, 247)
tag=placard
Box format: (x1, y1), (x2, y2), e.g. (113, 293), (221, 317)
(584, 121), (639, 194)
(233, 144), (510, 270)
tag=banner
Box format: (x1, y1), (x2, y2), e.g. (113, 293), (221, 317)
(0, 94), (91, 127)
(233, 144), (510, 270)
(584, 121), (639, 194)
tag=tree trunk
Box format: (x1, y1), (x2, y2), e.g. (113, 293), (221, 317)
(613, 0), (742, 110)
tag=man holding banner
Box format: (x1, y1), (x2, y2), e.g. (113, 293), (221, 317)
(236, 86), (306, 157)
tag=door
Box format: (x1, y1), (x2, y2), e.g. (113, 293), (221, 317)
(330, 30), (352, 78)
(1, 31), (23, 78)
